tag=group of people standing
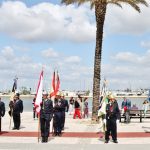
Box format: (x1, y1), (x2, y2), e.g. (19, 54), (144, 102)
(37, 93), (89, 143)
(38, 92), (69, 143)
(0, 93), (23, 133)
(0, 93), (23, 132)
(69, 96), (89, 119)
(1, 91), (150, 144)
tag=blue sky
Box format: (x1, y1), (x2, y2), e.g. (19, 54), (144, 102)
(0, 0), (150, 92)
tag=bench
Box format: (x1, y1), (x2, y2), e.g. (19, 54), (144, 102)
(120, 110), (150, 123)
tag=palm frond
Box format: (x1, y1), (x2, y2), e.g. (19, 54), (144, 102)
(107, 1), (123, 8)
(61, 0), (148, 12)
(61, 0), (76, 5)
(109, 0), (148, 12)
(135, 0), (148, 6)
(61, 0), (89, 5)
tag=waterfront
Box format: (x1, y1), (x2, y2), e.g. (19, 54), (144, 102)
(1, 96), (148, 112)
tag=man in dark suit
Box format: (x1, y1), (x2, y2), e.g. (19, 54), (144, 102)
(0, 97), (5, 132)
(60, 93), (69, 130)
(104, 94), (120, 144)
(40, 91), (53, 143)
(10, 93), (23, 130)
(53, 97), (62, 136)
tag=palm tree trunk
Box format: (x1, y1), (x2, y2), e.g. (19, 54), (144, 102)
(92, 2), (107, 122)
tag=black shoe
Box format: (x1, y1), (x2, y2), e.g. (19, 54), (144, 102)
(53, 133), (57, 136)
(113, 140), (118, 143)
(12, 127), (17, 130)
(58, 133), (62, 137)
(42, 137), (45, 143)
(105, 140), (109, 143)
(45, 137), (48, 142)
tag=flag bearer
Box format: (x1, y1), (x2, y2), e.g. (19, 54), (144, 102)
(40, 91), (53, 143)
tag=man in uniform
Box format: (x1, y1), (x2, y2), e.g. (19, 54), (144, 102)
(40, 91), (53, 143)
(53, 97), (62, 136)
(0, 97), (5, 132)
(104, 94), (120, 144)
(9, 93), (23, 130)
(60, 93), (69, 130)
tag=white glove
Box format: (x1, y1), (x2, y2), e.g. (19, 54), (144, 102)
(103, 119), (106, 124)
(116, 120), (119, 124)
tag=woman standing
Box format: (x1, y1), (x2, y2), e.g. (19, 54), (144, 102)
(83, 97), (89, 118)
(142, 100), (149, 116)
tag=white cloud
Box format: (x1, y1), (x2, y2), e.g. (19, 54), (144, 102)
(0, 1), (95, 43)
(0, 45), (93, 91)
(112, 52), (139, 64)
(1, 46), (15, 59)
(65, 56), (81, 63)
(102, 49), (150, 90)
(112, 50), (150, 66)
(141, 41), (150, 48)
(105, 2), (150, 35)
(41, 48), (59, 58)
(0, 1), (149, 44)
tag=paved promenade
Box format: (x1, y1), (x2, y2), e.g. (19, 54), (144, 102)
(0, 112), (150, 149)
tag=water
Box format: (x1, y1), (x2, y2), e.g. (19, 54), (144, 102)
(1, 96), (148, 112)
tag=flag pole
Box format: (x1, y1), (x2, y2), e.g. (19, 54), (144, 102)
(9, 76), (18, 130)
(38, 113), (40, 143)
(34, 70), (43, 143)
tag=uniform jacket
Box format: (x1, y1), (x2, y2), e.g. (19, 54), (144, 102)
(106, 101), (120, 120)
(60, 99), (69, 112)
(41, 99), (53, 114)
(13, 99), (23, 114)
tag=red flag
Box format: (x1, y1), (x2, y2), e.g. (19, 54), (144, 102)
(55, 72), (60, 96)
(34, 70), (43, 114)
(50, 71), (56, 98)
(50, 71), (60, 98)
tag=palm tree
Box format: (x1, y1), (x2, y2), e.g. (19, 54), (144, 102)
(61, 0), (148, 121)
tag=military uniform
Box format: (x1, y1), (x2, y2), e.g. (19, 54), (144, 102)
(40, 96), (53, 143)
(53, 98), (62, 136)
(9, 94), (23, 130)
(60, 97), (69, 130)
(0, 99), (5, 132)
(105, 98), (120, 143)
